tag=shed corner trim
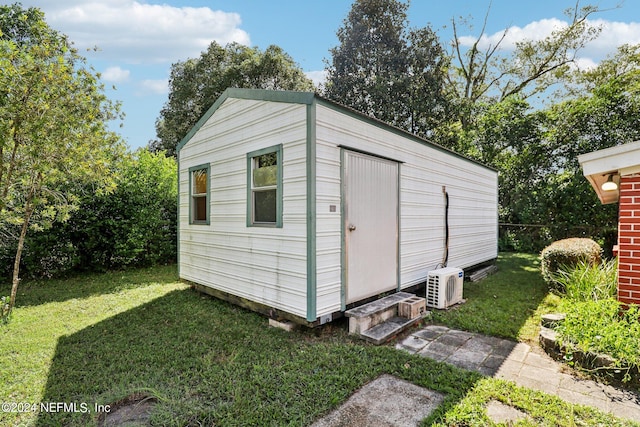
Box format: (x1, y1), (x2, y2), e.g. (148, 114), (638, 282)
(306, 99), (318, 322)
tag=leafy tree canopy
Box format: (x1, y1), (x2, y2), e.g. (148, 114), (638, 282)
(448, 2), (602, 128)
(151, 42), (314, 156)
(323, 0), (452, 138)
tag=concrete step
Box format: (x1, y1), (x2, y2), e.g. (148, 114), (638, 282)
(360, 316), (426, 345)
(345, 292), (429, 344)
(345, 292), (415, 335)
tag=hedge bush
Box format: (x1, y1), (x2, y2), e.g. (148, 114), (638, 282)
(0, 150), (177, 281)
(540, 238), (602, 286)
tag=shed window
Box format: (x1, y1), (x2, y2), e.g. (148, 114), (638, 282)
(247, 145), (282, 227)
(190, 164), (210, 224)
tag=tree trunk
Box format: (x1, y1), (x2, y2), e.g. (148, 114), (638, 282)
(9, 204), (34, 315)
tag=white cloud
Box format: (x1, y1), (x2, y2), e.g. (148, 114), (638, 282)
(584, 19), (640, 57)
(305, 70), (327, 88)
(457, 18), (640, 65)
(102, 66), (130, 82)
(458, 18), (570, 51)
(23, 1), (251, 64)
(138, 79), (169, 95)
(572, 57), (599, 71)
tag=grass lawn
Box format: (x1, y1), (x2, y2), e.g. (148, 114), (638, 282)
(0, 254), (636, 426)
(430, 252), (561, 343)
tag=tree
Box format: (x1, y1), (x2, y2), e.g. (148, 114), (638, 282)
(467, 43), (640, 252)
(323, 0), (451, 138)
(150, 43), (314, 156)
(545, 43), (640, 250)
(550, 44), (640, 164)
(0, 4), (124, 312)
(448, 2), (603, 129)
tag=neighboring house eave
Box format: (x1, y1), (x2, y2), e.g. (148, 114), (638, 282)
(578, 140), (640, 204)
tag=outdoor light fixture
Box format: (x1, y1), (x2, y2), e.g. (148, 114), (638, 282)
(601, 174), (618, 192)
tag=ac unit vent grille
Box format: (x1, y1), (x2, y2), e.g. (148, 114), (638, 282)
(426, 267), (463, 309)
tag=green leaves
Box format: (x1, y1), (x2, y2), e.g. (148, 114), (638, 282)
(0, 5), (124, 227)
(324, 0), (451, 138)
(1, 149), (178, 279)
(151, 42), (314, 156)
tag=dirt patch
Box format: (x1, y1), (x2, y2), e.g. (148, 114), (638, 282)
(97, 393), (156, 427)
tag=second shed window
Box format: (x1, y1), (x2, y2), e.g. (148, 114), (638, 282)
(247, 145), (282, 227)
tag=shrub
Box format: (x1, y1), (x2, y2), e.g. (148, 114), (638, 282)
(0, 149), (177, 281)
(540, 238), (601, 286)
(552, 258), (617, 301)
(557, 299), (640, 382)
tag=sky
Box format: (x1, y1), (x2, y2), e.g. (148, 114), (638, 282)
(15, 0), (640, 150)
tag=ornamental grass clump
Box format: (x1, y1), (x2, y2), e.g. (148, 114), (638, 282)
(552, 258), (617, 302)
(540, 238), (602, 288)
(550, 246), (640, 383)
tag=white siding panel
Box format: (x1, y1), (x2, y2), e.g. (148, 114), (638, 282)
(314, 130), (344, 316)
(179, 98), (309, 318)
(315, 208), (342, 316)
(315, 104), (498, 292)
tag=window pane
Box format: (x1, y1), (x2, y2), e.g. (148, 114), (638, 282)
(193, 196), (207, 221)
(253, 165), (277, 187)
(257, 152), (277, 167)
(254, 189), (276, 223)
(193, 169), (207, 194)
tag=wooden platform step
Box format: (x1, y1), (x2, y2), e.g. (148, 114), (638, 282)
(469, 264), (498, 282)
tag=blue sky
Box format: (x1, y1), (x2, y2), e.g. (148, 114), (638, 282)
(17, 0), (640, 150)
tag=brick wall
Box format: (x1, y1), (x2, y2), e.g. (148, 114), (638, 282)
(617, 174), (640, 305)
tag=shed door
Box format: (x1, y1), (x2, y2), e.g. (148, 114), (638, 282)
(343, 150), (399, 304)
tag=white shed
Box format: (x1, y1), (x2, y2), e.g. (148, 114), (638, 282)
(177, 88), (498, 326)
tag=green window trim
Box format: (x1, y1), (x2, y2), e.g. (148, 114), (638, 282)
(247, 144), (283, 228)
(189, 163), (210, 225)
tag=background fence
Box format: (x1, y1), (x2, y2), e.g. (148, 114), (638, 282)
(499, 223), (618, 257)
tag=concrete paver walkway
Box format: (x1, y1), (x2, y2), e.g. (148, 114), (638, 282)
(396, 324), (640, 422)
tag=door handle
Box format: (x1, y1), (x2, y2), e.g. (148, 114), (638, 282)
(348, 224), (356, 231)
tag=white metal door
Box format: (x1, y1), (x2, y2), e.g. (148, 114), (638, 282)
(343, 150), (399, 303)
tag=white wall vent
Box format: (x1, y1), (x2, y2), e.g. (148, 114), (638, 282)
(426, 267), (463, 309)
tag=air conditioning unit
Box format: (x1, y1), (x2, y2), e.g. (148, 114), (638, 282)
(426, 267), (464, 309)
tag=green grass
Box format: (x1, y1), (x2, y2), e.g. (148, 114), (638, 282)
(431, 377), (636, 426)
(0, 257), (637, 426)
(557, 300), (640, 381)
(430, 253), (558, 343)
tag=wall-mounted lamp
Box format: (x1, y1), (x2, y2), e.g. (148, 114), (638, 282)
(601, 174), (618, 192)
